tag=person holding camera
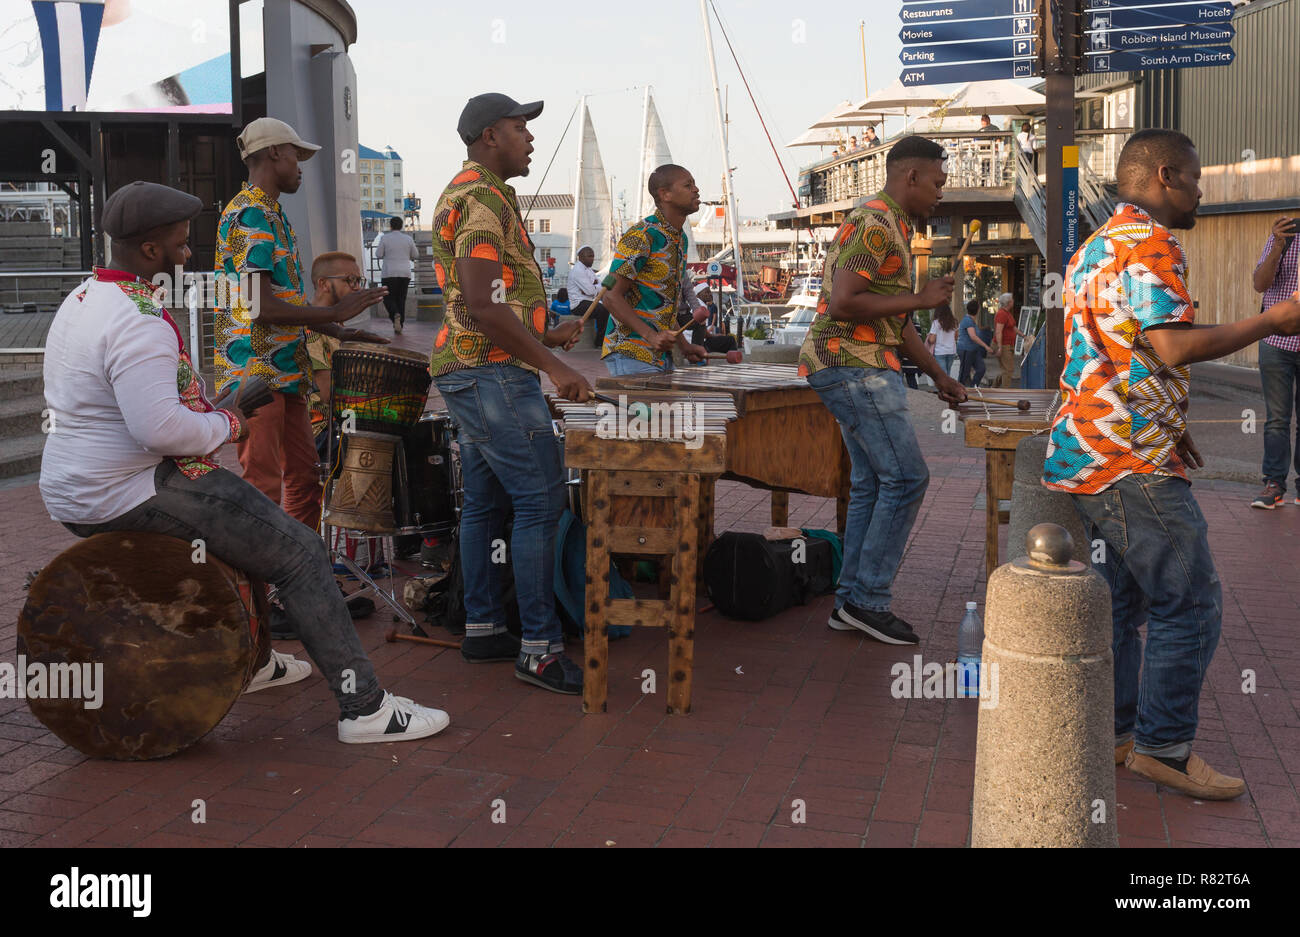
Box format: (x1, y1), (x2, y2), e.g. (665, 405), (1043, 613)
(1251, 216), (1300, 509)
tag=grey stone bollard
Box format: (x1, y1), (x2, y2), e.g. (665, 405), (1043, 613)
(971, 523), (1117, 848)
(1007, 434), (1089, 564)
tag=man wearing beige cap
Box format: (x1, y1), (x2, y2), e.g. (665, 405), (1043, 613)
(214, 117), (388, 532)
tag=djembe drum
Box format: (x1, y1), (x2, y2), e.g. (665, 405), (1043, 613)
(325, 344), (432, 533)
(17, 532), (271, 760)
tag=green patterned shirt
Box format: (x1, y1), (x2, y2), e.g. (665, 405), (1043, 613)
(601, 211), (688, 368)
(798, 191), (914, 376)
(429, 161), (548, 377)
(213, 183), (311, 395)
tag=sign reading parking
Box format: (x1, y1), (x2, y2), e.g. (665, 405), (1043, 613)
(898, 0), (1041, 86)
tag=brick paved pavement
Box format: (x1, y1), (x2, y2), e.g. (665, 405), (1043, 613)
(1, 319), (1298, 848)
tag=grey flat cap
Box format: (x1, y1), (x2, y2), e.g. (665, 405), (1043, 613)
(457, 93), (543, 145)
(102, 182), (203, 240)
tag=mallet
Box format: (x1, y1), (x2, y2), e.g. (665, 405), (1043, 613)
(384, 624), (462, 650)
(670, 306), (710, 337)
(576, 287), (609, 326)
(966, 390), (1032, 411)
(953, 218), (982, 268)
(705, 350), (744, 364)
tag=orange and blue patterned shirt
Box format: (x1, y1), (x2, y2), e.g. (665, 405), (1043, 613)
(1043, 202), (1195, 494)
(429, 160), (549, 378)
(213, 183), (311, 395)
(798, 191), (914, 376)
(601, 211), (689, 368)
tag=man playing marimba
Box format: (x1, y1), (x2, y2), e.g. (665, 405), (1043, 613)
(431, 93), (591, 694)
(1044, 130), (1300, 799)
(42, 182), (450, 745)
(600, 164), (708, 375)
(214, 117), (388, 531)
(798, 135), (967, 645)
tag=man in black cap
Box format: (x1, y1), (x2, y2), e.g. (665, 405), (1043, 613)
(430, 93), (592, 695)
(39, 180), (451, 746)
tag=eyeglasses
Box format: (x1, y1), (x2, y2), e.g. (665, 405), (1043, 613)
(322, 275), (368, 288)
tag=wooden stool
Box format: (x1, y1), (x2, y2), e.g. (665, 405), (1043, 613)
(558, 395), (731, 715)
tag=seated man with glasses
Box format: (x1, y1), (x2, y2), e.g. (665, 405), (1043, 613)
(305, 252), (389, 461)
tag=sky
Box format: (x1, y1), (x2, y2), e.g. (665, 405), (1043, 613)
(347, 0), (931, 225)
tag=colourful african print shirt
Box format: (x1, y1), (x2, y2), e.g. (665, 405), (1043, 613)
(601, 211), (689, 368)
(213, 183), (311, 395)
(798, 192), (914, 376)
(429, 160), (549, 377)
(94, 269), (238, 478)
(1043, 202), (1195, 494)
(306, 330), (341, 435)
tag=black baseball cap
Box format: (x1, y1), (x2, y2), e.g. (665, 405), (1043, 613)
(457, 93), (544, 145)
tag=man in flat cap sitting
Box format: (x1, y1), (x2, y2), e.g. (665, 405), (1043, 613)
(40, 181), (450, 744)
(214, 117), (389, 535)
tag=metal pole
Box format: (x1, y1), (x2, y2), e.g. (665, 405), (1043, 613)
(860, 20), (869, 100)
(1043, 0), (1077, 390)
(637, 86), (649, 220)
(701, 0), (745, 302)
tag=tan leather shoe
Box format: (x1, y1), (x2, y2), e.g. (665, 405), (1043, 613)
(1125, 751), (1246, 800)
(1115, 739), (1134, 765)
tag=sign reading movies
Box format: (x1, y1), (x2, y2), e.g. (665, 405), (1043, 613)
(898, 0), (1041, 87)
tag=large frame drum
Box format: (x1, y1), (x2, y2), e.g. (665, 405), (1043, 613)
(17, 532), (271, 760)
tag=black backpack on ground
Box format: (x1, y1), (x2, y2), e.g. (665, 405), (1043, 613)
(702, 532), (834, 622)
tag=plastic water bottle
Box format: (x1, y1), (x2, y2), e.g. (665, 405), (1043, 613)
(957, 601), (984, 699)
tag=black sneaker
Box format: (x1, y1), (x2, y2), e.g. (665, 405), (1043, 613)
(515, 652), (583, 694)
(1252, 481), (1284, 509)
(268, 603), (298, 641)
(834, 603), (920, 645)
(461, 631), (522, 663)
(345, 595), (375, 619)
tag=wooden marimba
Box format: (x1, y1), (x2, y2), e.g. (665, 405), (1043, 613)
(956, 388), (1061, 576)
(596, 363), (851, 539)
(553, 391), (737, 715)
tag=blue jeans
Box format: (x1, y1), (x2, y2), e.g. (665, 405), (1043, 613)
(1071, 474), (1223, 760)
(604, 352), (672, 376)
(807, 366), (930, 612)
(958, 348), (985, 387)
(934, 353), (957, 380)
(1258, 340), (1300, 491)
(434, 365), (567, 657)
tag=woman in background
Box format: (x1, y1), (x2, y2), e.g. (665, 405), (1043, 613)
(925, 302), (958, 381)
(957, 298), (994, 387)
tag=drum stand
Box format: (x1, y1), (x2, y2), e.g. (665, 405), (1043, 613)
(328, 530), (417, 626)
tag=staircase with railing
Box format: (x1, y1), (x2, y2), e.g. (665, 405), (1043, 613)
(1013, 148), (1047, 256)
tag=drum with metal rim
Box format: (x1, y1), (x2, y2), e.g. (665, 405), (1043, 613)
(331, 342), (431, 437)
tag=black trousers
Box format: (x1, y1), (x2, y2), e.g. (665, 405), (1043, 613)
(573, 300), (608, 348)
(382, 277), (410, 324)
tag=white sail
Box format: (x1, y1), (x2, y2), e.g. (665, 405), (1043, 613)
(571, 99), (614, 273)
(637, 90), (675, 221)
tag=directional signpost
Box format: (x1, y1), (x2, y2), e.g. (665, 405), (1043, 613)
(898, 0), (1042, 87)
(1084, 1), (1237, 73)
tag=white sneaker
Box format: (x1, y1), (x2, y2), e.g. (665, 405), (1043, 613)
(244, 649), (312, 693)
(337, 691), (450, 744)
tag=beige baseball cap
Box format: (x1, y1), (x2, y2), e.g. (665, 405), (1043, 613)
(236, 117), (322, 161)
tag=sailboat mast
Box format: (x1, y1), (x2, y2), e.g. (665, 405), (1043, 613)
(699, 0), (745, 301)
(637, 87), (650, 221)
(570, 94), (587, 266)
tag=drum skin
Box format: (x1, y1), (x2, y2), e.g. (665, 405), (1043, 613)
(17, 532), (270, 761)
(331, 343), (431, 437)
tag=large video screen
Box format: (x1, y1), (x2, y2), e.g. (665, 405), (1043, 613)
(0, 0), (234, 114)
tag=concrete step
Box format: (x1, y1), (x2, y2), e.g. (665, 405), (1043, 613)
(0, 370), (43, 396)
(0, 393), (45, 439)
(0, 432), (44, 479)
